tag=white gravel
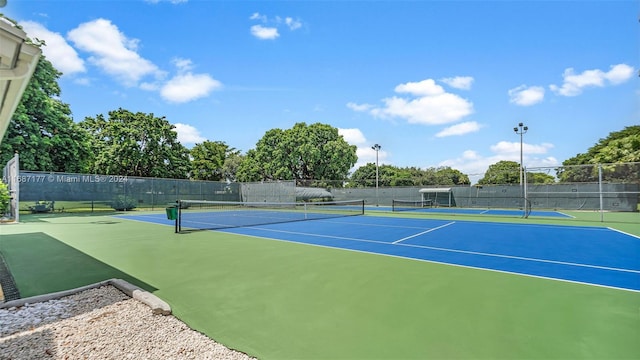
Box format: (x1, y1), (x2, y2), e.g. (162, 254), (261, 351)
(0, 286), (256, 359)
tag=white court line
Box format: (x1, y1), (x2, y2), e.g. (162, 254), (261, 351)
(237, 227), (391, 244)
(479, 209), (490, 214)
(230, 225), (640, 275)
(608, 227), (640, 240)
(556, 211), (575, 218)
(224, 231), (640, 293)
(392, 222), (455, 244)
(395, 242), (640, 274)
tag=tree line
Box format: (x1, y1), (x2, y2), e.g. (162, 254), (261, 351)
(1, 52), (639, 187)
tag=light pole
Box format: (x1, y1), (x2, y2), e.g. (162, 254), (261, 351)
(371, 144), (381, 206)
(513, 122), (528, 193)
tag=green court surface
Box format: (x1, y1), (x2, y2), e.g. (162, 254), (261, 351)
(1, 212), (639, 359)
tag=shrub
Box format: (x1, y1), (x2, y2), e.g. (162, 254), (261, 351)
(110, 195), (137, 211)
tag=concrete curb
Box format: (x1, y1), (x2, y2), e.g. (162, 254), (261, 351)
(0, 278), (171, 315)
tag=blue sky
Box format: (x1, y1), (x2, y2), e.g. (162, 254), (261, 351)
(2, 0), (638, 181)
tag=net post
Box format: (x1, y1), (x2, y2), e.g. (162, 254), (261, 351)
(175, 200), (180, 233)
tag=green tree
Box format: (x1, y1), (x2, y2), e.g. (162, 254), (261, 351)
(235, 149), (263, 182)
(349, 163), (378, 187)
(0, 182), (10, 214)
(349, 164), (406, 187)
(80, 109), (190, 178)
(383, 166), (414, 186)
(559, 126), (640, 182)
(527, 172), (555, 184)
(349, 164), (471, 187)
(426, 167), (471, 186)
(190, 140), (239, 181)
(0, 54), (91, 171)
(237, 122), (357, 184)
(478, 161), (520, 185)
(222, 153), (244, 182)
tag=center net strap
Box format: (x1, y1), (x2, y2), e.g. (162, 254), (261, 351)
(177, 199), (365, 232)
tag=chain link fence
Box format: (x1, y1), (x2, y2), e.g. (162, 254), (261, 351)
(16, 171), (240, 212)
(7, 162), (638, 223)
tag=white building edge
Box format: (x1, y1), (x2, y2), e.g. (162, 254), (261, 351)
(0, 15), (41, 144)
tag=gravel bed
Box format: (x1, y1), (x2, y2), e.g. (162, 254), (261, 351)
(0, 286), (255, 359)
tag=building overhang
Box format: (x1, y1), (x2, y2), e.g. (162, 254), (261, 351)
(418, 187), (452, 193)
(0, 17), (41, 144)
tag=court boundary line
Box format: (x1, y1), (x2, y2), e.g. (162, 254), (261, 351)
(607, 227), (640, 240)
(113, 214), (174, 227)
(392, 222), (455, 244)
(119, 214), (638, 275)
(222, 231), (640, 294)
(229, 225), (640, 275)
(396, 242), (640, 274)
(114, 214), (640, 292)
(556, 211), (575, 218)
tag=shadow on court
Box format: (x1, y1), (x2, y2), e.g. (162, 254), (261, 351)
(0, 232), (156, 298)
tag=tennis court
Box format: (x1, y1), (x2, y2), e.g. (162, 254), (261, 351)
(123, 211), (640, 292)
(3, 207), (639, 359)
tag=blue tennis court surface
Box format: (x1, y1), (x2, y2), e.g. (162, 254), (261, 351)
(120, 213), (640, 292)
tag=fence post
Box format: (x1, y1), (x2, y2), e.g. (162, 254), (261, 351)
(523, 166), (528, 210)
(598, 164), (603, 222)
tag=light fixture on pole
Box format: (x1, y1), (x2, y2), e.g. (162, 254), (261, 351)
(513, 122), (528, 191)
(371, 144), (381, 206)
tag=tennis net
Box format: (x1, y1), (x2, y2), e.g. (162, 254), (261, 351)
(176, 199), (365, 232)
(391, 199), (433, 212)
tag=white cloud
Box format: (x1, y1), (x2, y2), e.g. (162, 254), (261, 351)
(508, 85), (545, 106)
(174, 123), (206, 144)
(338, 128), (367, 145)
(357, 146), (388, 167)
(356, 78), (473, 125)
(67, 18), (162, 87)
(373, 94), (473, 125)
(249, 12), (267, 22)
(435, 121), (481, 137)
(550, 63), (634, 96)
(27, 20), (220, 103)
(440, 76), (474, 90)
(250, 25), (279, 40)
(346, 102), (374, 112)
(490, 141), (554, 155)
(21, 21), (85, 76)
(156, 58), (222, 103)
(439, 141), (558, 183)
(604, 64), (635, 84)
(249, 13), (303, 40)
(285, 17), (302, 30)
(172, 57), (194, 72)
(395, 79), (445, 96)
(161, 73), (222, 103)
(337, 128), (387, 170)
